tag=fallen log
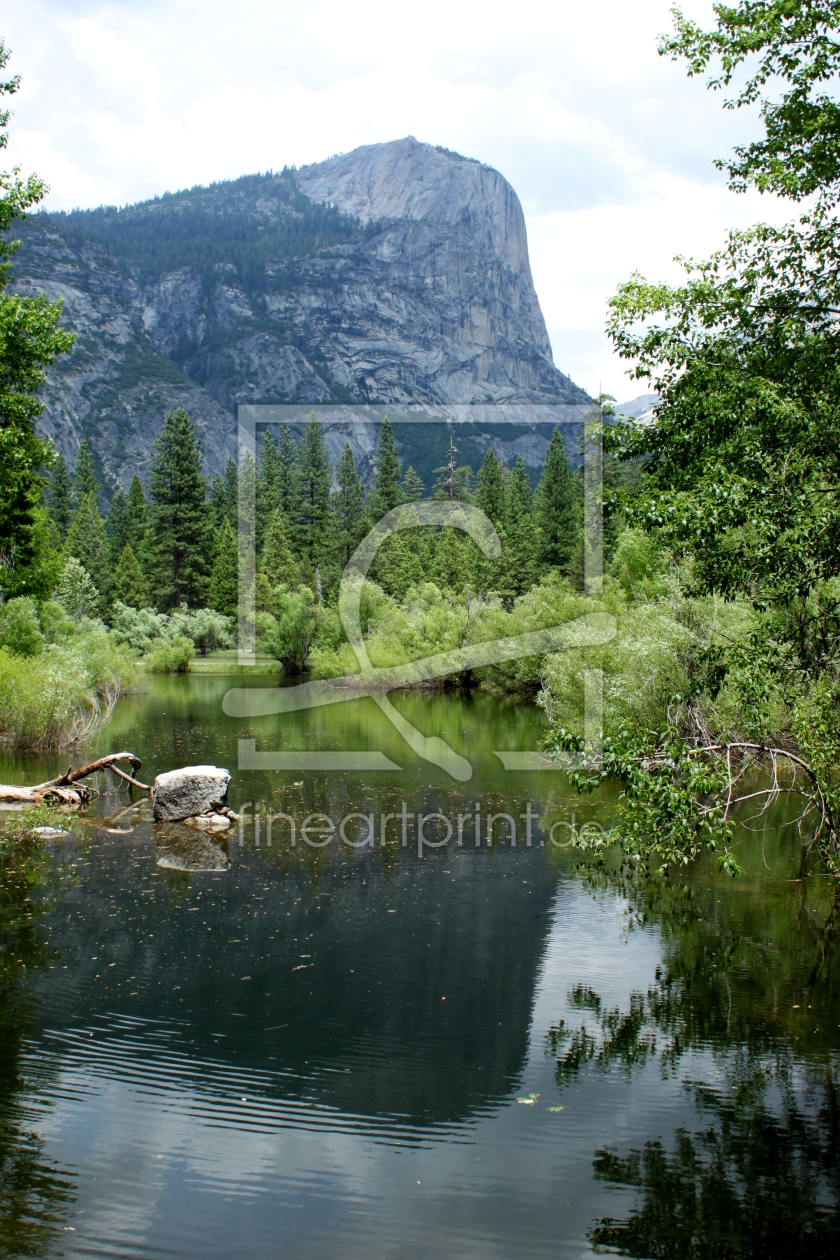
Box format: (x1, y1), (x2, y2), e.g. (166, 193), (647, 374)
(0, 752), (149, 806)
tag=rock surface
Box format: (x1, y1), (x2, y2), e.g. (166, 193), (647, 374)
(13, 137), (588, 492)
(152, 766), (231, 823)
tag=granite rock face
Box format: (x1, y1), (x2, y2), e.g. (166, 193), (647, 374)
(152, 766), (231, 823)
(14, 137), (588, 492)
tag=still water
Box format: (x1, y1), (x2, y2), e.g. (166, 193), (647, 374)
(1, 676), (839, 1257)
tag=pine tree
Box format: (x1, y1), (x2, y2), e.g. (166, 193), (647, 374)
(73, 439), (98, 508)
(277, 423), (301, 537)
(48, 452), (72, 541)
(434, 527), (464, 591)
(535, 427), (579, 572)
(126, 475), (149, 552)
(297, 411), (331, 563)
(475, 447), (505, 528)
(209, 474), (228, 531)
(223, 457), (238, 530)
(501, 456), (539, 599)
(65, 491), (109, 607)
(331, 444), (365, 570)
(401, 465), (425, 503)
(112, 543), (150, 609)
(261, 508), (298, 588)
(106, 488), (129, 566)
(256, 430), (281, 552)
(377, 532), (425, 600)
(209, 519), (239, 619)
(370, 416), (402, 518)
(57, 558), (99, 624)
(148, 408), (211, 609)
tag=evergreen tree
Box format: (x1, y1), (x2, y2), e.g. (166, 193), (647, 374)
(377, 531), (425, 600)
(297, 411), (331, 562)
(261, 508), (298, 588)
(106, 488), (129, 565)
(331, 444), (365, 570)
(256, 430), (282, 552)
(148, 408), (211, 609)
(73, 439), (98, 508)
(535, 427), (580, 572)
(370, 416), (402, 518)
(0, 44), (74, 598)
(209, 474), (228, 531)
(112, 543), (150, 609)
(475, 447), (505, 528)
(501, 456), (539, 599)
(126, 475), (149, 551)
(434, 527), (464, 591)
(57, 557), (98, 624)
(277, 422), (301, 543)
(65, 491), (109, 607)
(401, 465), (425, 503)
(48, 452), (72, 541)
(223, 457), (238, 530)
(209, 519), (239, 618)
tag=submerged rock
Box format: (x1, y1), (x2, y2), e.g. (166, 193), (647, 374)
(152, 765), (231, 822)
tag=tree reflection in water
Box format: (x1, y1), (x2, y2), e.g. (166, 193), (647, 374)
(0, 828), (76, 1256)
(545, 838), (840, 1257)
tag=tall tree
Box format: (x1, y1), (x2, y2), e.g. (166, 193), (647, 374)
(277, 422), (301, 537)
(535, 427), (579, 572)
(73, 439), (98, 508)
(209, 518), (239, 619)
(0, 41), (74, 597)
(256, 429), (281, 552)
(106, 487), (129, 565)
(261, 508), (298, 588)
(65, 491), (109, 609)
(222, 457), (238, 530)
(370, 416), (402, 518)
(330, 443), (366, 570)
(47, 452), (72, 541)
(501, 456), (539, 598)
(148, 408), (211, 609)
(297, 411), (331, 562)
(112, 543), (150, 609)
(126, 475), (149, 551)
(475, 447), (505, 527)
(401, 465), (425, 503)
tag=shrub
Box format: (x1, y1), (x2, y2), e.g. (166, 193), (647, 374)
(145, 635), (195, 674)
(173, 608), (233, 654)
(38, 600), (75, 644)
(0, 598), (45, 657)
(258, 585), (317, 672)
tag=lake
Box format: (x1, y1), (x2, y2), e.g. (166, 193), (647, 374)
(1, 675), (838, 1257)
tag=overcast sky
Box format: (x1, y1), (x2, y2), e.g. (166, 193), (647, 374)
(3, 0), (790, 399)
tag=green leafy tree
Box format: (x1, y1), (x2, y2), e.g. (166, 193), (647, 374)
(370, 416), (402, 518)
(0, 43), (74, 597)
(474, 447), (505, 527)
(401, 465), (425, 503)
(261, 507), (298, 588)
(256, 429), (281, 551)
(330, 443), (366, 570)
(209, 518), (238, 619)
(148, 408), (211, 609)
(106, 487), (129, 565)
(261, 585), (317, 672)
(65, 491), (109, 608)
(112, 543), (150, 609)
(376, 531), (425, 600)
(297, 411), (331, 563)
(47, 452), (72, 541)
(0, 596), (43, 656)
(72, 439), (97, 508)
(57, 557), (98, 624)
(535, 426), (579, 572)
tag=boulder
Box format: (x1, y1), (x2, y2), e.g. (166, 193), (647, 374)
(152, 765), (230, 822)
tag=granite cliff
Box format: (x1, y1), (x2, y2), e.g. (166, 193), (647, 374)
(13, 136), (588, 493)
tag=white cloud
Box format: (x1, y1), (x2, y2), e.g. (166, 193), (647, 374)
(2, 0), (779, 394)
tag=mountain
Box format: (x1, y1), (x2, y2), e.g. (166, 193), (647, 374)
(13, 136), (589, 494)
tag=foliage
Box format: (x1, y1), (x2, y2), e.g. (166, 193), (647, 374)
(47, 452), (71, 540)
(65, 491), (110, 607)
(0, 44), (73, 596)
(209, 518), (239, 619)
(111, 543), (150, 609)
(0, 628), (136, 750)
(56, 557), (98, 625)
(144, 634), (194, 674)
(369, 416), (402, 518)
(535, 426), (579, 573)
(148, 408), (211, 609)
(72, 438), (97, 507)
(38, 599), (73, 644)
(261, 507), (297, 588)
(0, 596), (43, 657)
(258, 584), (317, 672)
(296, 411), (331, 562)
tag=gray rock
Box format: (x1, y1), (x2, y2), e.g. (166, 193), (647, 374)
(152, 765), (231, 822)
(14, 137), (589, 493)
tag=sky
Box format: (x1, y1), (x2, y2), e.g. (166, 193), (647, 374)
(2, 0), (791, 399)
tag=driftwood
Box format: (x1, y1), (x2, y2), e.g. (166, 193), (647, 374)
(0, 752), (150, 807)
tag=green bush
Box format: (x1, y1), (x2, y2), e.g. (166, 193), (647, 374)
(0, 598), (45, 657)
(38, 600), (75, 644)
(0, 631), (137, 751)
(145, 635), (195, 674)
(258, 585), (317, 672)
